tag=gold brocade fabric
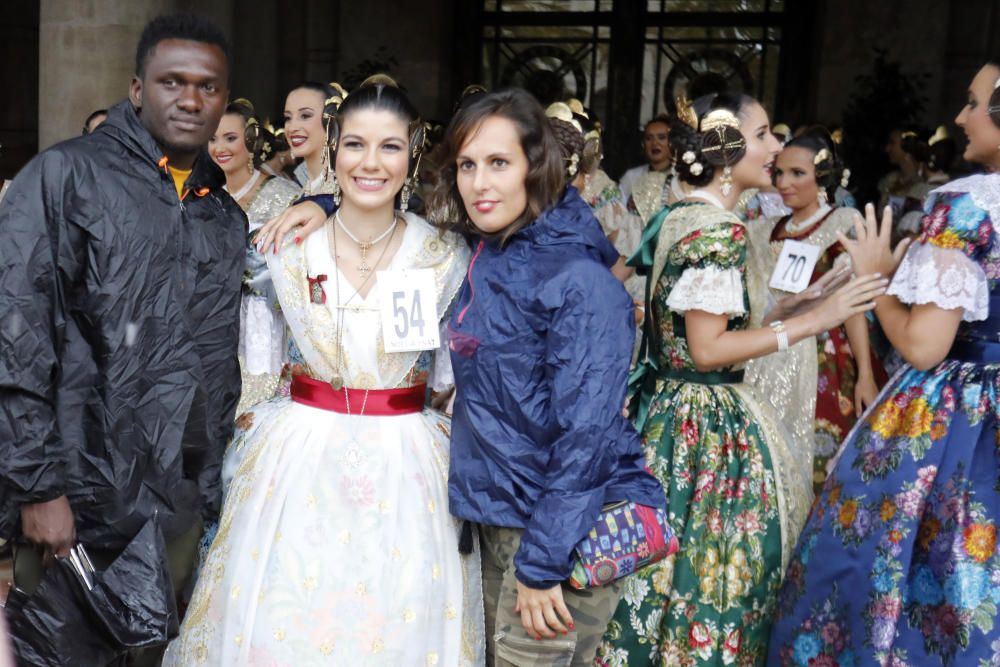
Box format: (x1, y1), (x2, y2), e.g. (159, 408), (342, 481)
(630, 169), (670, 225)
(745, 208), (858, 491)
(235, 176), (301, 416)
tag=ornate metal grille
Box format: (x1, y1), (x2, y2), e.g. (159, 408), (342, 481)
(481, 2), (614, 121)
(644, 0), (784, 119)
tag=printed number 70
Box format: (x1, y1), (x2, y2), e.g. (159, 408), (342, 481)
(782, 254), (807, 283)
(392, 290), (426, 338)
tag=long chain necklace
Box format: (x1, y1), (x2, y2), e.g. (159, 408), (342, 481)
(335, 210), (398, 277)
(327, 217), (397, 391)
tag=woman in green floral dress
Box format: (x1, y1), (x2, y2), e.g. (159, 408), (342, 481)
(596, 94), (888, 666)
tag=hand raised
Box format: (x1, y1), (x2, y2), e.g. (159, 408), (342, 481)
(811, 273), (889, 333)
(836, 204), (912, 278)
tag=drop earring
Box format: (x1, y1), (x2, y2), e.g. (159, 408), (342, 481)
(332, 173), (341, 206)
(817, 189), (829, 206)
(247, 155), (254, 175)
(720, 166), (733, 197)
(399, 178), (411, 213)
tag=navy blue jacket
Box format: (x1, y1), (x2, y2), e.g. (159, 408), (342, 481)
(447, 188), (665, 589)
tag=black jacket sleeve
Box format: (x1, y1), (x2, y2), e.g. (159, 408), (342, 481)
(0, 153), (72, 508)
(298, 194), (336, 217)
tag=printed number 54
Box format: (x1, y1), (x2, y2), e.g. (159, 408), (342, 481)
(392, 290), (426, 338)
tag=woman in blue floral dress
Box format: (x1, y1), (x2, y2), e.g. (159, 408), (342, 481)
(768, 60), (1000, 667)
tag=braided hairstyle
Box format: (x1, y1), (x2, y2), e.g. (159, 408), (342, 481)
(224, 98), (266, 167)
(547, 117), (585, 183)
(670, 93), (754, 187)
(782, 126), (845, 201)
(575, 111), (603, 175)
(898, 129), (930, 164)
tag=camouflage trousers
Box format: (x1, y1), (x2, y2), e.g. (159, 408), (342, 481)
(480, 524), (622, 667)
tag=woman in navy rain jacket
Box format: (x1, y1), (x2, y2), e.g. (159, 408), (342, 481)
(430, 88), (666, 666)
(253, 86), (667, 666)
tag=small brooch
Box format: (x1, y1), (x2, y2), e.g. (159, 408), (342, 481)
(308, 274), (328, 304)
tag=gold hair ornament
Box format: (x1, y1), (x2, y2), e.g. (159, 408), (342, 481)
(545, 102), (583, 134)
(700, 109), (740, 133)
(928, 125), (950, 146)
(567, 153), (580, 178)
(675, 95), (698, 130)
(813, 148), (832, 165)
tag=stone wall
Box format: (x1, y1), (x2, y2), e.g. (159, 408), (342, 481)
(809, 0), (999, 130)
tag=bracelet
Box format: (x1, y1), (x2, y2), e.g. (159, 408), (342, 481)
(770, 320), (789, 352)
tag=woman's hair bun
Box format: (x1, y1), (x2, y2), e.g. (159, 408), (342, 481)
(785, 126), (844, 198)
(360, 73), (399, 89)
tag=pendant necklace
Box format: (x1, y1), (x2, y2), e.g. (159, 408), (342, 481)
(326, 217), (397, 391)
(336, 210), (398, 277)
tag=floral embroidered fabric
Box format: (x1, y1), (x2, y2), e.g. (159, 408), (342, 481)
(768, 175), (1000, 666)
(598, 211), (809, 667)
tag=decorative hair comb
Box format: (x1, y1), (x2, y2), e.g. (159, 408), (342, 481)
(675, 95), (698, 130)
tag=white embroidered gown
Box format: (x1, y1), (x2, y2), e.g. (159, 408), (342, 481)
(164, 214), (484, 666)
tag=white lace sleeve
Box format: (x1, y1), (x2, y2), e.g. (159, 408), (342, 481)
(429, 319), (454, 392)
(666, 265), (746, 315)
(887, 242), (989, 321)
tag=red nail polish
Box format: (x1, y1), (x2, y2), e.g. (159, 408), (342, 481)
(568, 622), (575, 630)
(294, 236), (301, 244)
(535, 635), (541, 641)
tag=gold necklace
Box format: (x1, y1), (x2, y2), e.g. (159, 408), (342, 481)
(326, 218), (397, 390)
(335, 210), (398, 277)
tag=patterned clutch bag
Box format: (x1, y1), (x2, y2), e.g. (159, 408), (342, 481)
(568, 501), (678, 589)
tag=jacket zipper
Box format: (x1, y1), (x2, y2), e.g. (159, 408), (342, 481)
(457, 239), (484, 325)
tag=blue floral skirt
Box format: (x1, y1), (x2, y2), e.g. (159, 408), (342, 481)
(768, 360), (1000, 666)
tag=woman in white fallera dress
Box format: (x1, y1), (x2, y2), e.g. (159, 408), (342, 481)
(165, 77), (484, 666)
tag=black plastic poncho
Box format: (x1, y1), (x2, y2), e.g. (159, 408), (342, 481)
(0, 100), (245, 547)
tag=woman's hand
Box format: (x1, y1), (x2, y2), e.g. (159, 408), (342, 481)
(514, 580), (574, 640)
(837, 203), (912, 278)
(253, 201), (327, 255)
(808, 274), (889, 334)
(854, 371), (879, 416)
(763, 263), (851, 325)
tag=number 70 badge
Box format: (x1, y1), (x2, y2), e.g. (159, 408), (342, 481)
(376, 268), (441, 352)
(768, 239), (822, 293)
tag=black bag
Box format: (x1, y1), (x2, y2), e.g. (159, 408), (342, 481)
(4, 515), (178, 667)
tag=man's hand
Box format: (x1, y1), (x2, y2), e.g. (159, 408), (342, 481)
(20, 496), (75, 560)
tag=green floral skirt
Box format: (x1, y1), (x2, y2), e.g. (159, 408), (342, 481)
(597, 377), (784, 667)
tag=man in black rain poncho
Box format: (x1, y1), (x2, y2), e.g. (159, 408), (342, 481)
(0, 13), (244, 654)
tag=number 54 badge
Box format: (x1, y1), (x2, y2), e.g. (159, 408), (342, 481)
(377, 269), (441, 352)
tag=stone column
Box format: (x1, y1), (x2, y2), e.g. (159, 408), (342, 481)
(38, 0), (234, 151)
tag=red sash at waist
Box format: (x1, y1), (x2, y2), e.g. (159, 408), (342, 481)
(290, 375), (426, 416)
